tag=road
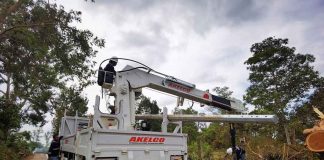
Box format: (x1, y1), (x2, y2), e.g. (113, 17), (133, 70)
(24, 153), (47, 160)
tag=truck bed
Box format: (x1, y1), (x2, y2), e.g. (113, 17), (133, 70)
(60, 116), (187, 160)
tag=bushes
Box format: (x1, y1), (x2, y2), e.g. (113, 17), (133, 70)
(0, 145), (20, 160)
(0, 131), (40, 160)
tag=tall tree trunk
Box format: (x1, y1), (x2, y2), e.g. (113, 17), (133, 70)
(291, 128), (296, 145)
(5, 72), (11, 104)
(284, 124), (291, 145)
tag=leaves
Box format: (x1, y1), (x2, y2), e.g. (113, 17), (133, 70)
(136, 96), (161, 132)
(244, 37), (320, 114)
(213, 86), (233, 99)
(136, 96), (160, 114)
(0, 0), (104, 157)
(0, 0), (104, 128)
(244, 37), (321, 145)
(52, 86), (88, 134)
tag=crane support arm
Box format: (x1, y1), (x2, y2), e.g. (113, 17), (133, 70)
(118, 65), (245, 112)
(135, 114), (278, 123)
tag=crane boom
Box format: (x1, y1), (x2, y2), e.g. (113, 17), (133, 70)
(135, 114), (278, 123)
(118, 65), (245, 112)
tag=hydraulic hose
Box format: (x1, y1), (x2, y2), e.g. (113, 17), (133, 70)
(99, 57), (170, 78)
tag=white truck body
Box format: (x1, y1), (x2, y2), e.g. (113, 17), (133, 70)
(59, 63), (277, 160)
(59, 96), (187, 160)
(60, 106), (187, 160)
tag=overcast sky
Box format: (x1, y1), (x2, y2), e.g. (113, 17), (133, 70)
(31, 0), (324, 141)
(58, 0), (324, 108)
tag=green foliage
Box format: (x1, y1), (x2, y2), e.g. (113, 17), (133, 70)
(246, 135), (283, 159)
(295, 86), (324, 123)
(244, 37), (321, 143)
(0, 0), (104, 128)
(0, 97), (21, 139)
(0, 0), (104, 158)
(174, 106), (199, 143)
(244, 37), (320, 113)
(210, 86), (235, 114)
(0, 131), (40, 160)
(201, 123), (230, 149)
(0, 145), (20, 160)
(198, 123), (232, 160)
(291, 86), (324, 141)
(213, 86), (233, 99)
(136, 96), (161, 131)
(136, 95), (161, 114)
(187, 140), (213, 160)
(187, 142), (199, 160)
(52, 86), (88, 134)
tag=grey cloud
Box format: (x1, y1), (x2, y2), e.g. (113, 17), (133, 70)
(280, 0), (324, 21)
(119, 30), (169, 51)
(195, 72), (227, 84)
(302, 28), (324, 74)
(279, 1), (324, 75)
(81, 0), (324, 76)
(94, 0), (157, 12)
(118, 30), (169, 67)
(148, 22), (164, 36)
(86, 0), (268, 35)
(221, 0), (266, 23)
(212, 48), (245, 64)
(120, 31), (154, 48)
(175, 0), (268, 34)
(191, 47), (249, 85)
(189, 0), (266, 23)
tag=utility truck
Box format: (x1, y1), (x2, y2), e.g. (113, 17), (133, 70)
(59, 57), (278, 160)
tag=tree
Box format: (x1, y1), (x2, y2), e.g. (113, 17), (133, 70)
(291, 86), (324, 142)
(52, 87), (88, 134)
(200, 123), (230, 157)
(207, 86), (234, 114)
(44, 131), (51, 148)
(31, 127), (43, 143)
(0, 130), (40, 159)
(244, 37), (320, 144)
(0, 0), (104, 158)
(0, 0), (103, 131)
(213, 86), (233, 99)
(136, 96), (161, 131)
(173, 106), (199, 142)
(173, 106), (200, 159)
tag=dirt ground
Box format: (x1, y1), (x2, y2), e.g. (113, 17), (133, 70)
(24, 153), (48, 160)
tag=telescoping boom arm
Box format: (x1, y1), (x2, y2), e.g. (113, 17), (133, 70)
(136, 114), (278, 123)
(119, 65), (245, 112)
